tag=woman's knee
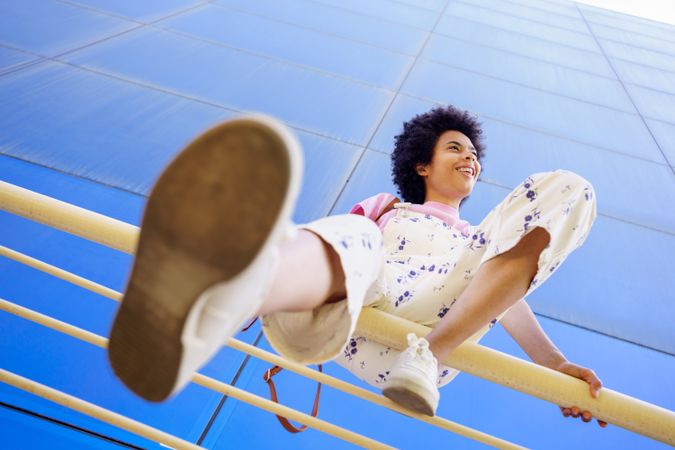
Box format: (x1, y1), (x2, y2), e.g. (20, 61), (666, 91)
(528, 170), (597, 243)
(522, 226), (551, 251)
(300, 214), (384, 301)
(494, 227), (550, 268)
(546, 169), (593, 191)
(531, 170), (596, 205)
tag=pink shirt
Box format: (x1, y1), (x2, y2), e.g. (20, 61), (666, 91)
(349, 193), (471, 236)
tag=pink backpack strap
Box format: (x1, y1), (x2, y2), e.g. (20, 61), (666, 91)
(349, 193), (400, 222)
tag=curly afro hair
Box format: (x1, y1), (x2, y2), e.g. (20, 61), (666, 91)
(391, 105), (486, 206)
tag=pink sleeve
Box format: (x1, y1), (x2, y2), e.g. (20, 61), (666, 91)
(349, 193), (398, 222)
(454, 220), (471, 236)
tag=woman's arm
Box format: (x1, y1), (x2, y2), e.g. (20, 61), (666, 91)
(499, 298), (566, 369)
(500, 298), (606, 427)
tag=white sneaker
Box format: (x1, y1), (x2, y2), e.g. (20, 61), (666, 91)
(108, 114), (303, 401)
(382, 333), (440, 416)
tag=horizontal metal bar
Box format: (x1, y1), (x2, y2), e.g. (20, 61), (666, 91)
(0, 369), (202, 450)
(0, 298), (394, 450)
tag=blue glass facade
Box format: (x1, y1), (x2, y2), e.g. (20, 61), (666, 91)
(1, 0), (673, 448)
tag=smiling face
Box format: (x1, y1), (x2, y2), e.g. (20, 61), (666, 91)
(415, 130), (481, 208)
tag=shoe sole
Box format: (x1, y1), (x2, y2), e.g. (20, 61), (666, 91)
(382, 382), (437, 416)
(108, 117), (296, 401)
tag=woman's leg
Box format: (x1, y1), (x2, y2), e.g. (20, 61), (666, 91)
(256, 229), (347, 316)
(425, 170), (596, 363)
(257, 224), (549, 362)
(425, 226), (551, 362)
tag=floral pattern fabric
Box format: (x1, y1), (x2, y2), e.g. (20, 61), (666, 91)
(262, 170), (597, 389)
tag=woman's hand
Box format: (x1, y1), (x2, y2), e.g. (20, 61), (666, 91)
(499, 300), (607, 428)
(553, 361), (607, 428)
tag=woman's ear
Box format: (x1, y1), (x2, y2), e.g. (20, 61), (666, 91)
(415, 163), (428, 176)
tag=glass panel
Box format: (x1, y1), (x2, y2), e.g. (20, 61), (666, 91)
(63, 28), (393, 146)
(443, 2), (598, 52)
(402, 61), (662, 162)
(213, 0), (426, 54)
(308, 0), (438, 30)
(435, 19), (613, 77)
(624, 83), (675, 124)
(159, 4), (414, 89)
(65, 0), (202, 22)
(460, 0), (587, 33)
(613, 59), (675, 95)
(423, 33), (632, 112)
(0, 0), (136, 56)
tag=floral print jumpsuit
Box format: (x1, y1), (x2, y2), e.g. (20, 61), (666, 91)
(261, 170), (597, 389)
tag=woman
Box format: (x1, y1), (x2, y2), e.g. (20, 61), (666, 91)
(108, 106), (605, 426)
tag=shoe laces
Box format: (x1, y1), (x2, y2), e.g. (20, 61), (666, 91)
(405, 333), (437, 366)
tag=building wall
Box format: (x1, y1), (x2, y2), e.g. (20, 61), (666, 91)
(1, 0), (673, 448)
